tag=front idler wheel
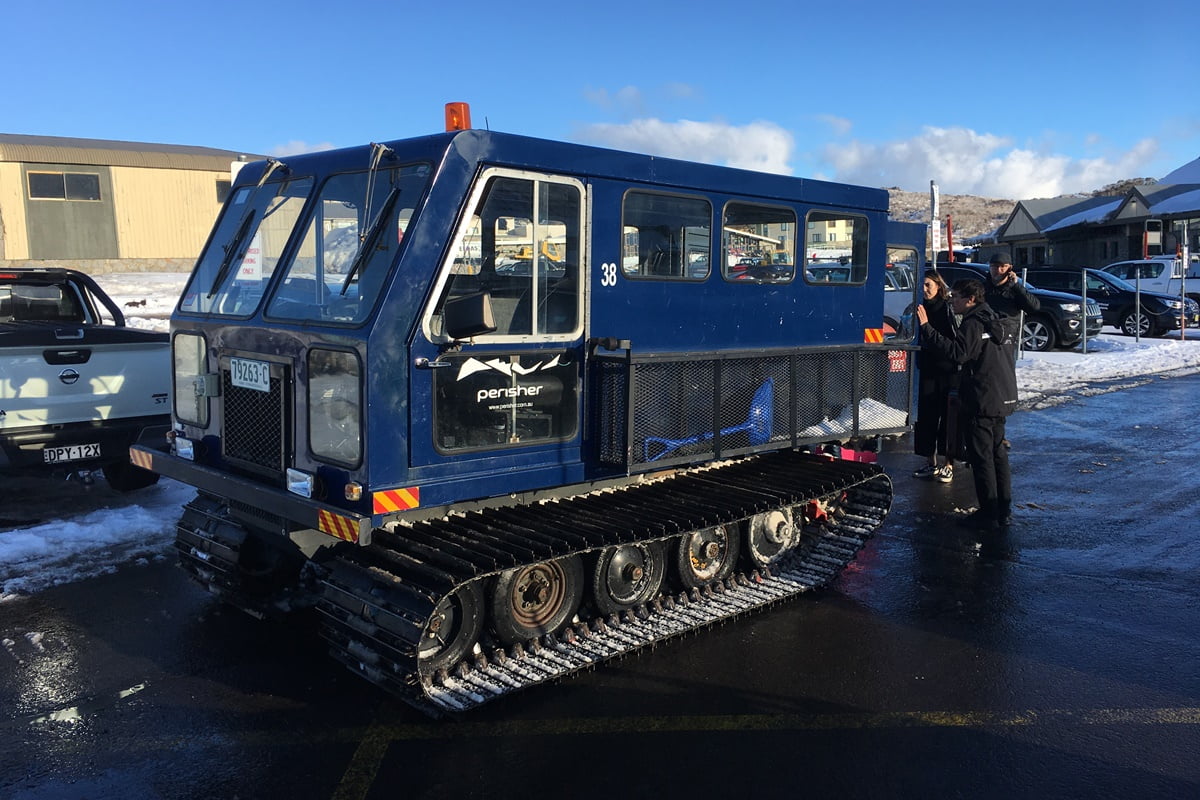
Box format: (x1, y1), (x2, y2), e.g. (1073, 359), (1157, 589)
(592, 542), (667, 615)
(745, 508), (797, 568)
(676, 524), (740, 588)
(491, 556), (584, 646)
(418, 581), (485, 673)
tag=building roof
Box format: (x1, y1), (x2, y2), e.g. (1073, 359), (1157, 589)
(1020, 196), (1115, 231)
(1042, 196), (1124, 232)
(1161, 157), (1200, 184)
(1151, 187), (1200, 216)
(0, 133), (263, 172)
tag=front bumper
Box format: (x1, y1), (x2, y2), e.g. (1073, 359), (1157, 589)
(129, 444), (373, 544)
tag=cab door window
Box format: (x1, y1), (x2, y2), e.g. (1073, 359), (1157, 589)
(429, 171), (582, 341)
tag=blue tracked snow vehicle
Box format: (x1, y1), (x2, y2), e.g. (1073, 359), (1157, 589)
(134, 105), (919, 714)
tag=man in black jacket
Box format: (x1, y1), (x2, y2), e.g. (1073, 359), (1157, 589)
(916, 278), (1019, 529)
(986, 252), (1040, 318)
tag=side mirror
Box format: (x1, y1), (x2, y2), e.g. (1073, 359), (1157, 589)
(444, 291), (497, 340)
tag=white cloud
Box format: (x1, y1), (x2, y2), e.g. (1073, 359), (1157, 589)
(822, 127), (1160, 198)
(582, 86), (647, 118)
(269, 140), (337, 157)
(815, 114), (853, 136)
(576, 118), (795, 175)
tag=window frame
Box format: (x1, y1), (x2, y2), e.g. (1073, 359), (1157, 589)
(27, 170), (102, 201)
(619, 189), (713, 282)
(721, 200), (797, 284)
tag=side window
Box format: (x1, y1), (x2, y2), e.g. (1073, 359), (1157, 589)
(886, 247), (917, 291)
(431, 172), (581, 339)
(621, 191), (711, 279)
(803, 211), (868, 285)
(722, 202), (795, 283)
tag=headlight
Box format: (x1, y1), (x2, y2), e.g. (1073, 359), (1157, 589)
(1166, 300), (1183, 310)
(173, 332), (209, 426)
(308, 348), (362, 465)
(1061, 303), (1081, 313)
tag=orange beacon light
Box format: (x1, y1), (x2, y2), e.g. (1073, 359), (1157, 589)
(445, 102), (472, 131)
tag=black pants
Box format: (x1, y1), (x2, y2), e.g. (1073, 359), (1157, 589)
(966, 415), (1011, 519)
(914, 373), (958, 459)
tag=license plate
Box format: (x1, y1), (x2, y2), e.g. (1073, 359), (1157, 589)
(43, 443), (101, 463)
(230, 357), (271, 392)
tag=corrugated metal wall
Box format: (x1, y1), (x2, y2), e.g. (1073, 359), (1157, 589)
(0, 163), (30, 258)
(22, 164), (118, 260)
(110, 166), (226, 258)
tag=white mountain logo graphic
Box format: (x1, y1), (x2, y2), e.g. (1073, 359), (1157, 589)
(456, 355), (562, 381)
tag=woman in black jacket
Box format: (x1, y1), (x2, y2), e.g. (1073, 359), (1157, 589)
(916, 278), (1020, 529)
(912, 271), (959, 483)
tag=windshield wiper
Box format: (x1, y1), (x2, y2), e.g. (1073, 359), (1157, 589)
(340, 185), (400, 296)
(208, 211), (256, 298)
(206, 158), (287, 298)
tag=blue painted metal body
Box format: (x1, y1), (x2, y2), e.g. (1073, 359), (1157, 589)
(161, 129), (903, 531)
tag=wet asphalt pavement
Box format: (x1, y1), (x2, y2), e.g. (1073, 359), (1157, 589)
(1, 374), (1198, 799)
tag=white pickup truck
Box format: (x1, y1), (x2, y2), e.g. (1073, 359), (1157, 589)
(0, 268), (170, 491)
(1099, 257), (1200, 303)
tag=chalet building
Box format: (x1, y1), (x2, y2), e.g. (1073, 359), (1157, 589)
(984, 157), (1200, 268)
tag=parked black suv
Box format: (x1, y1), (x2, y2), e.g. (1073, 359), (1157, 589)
(1025, 266), (1200, 337)
(933, 262), (1104, 351)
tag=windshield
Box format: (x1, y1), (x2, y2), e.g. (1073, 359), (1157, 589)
(267, 163), (430, 324)
(180, 174), (314, 316)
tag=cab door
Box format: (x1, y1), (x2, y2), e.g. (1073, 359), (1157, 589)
(410, 169), (586, 476)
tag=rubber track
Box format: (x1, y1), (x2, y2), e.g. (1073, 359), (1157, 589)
(315, 450), (892, 715)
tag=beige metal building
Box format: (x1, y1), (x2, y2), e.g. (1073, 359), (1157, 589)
(0, 133), (264, 273)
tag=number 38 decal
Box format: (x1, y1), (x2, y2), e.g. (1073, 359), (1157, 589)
(600, 262), (618, 287)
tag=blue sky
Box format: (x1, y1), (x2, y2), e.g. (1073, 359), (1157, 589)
(8, 0), (1197, 199)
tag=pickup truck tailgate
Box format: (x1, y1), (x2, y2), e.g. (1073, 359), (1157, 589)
(0, 325), (169, 430)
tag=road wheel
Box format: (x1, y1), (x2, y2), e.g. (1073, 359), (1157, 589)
(592, 542), (667, 615)
(102, 459), (160, 492)
(745, 508), (798, 568)
(1120, 309), (1153, 337)
(490, 556), (583, 645)
(419, 581), (484, 673)
(1021, 316), (1057, 352)
(676, 524), (740, 588)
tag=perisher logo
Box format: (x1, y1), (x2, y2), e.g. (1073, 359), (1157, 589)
(455, 355), (562, 382)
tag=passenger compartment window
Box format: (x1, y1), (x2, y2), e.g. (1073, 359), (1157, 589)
(621, 192), (711, 280)
(430, 172), (582, 340)
(722, 202), (795, 283)
(803, 211), (869, 285)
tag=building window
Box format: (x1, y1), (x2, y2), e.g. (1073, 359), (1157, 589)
(27, 172), (101, 201)
(216, 180), (232, 203)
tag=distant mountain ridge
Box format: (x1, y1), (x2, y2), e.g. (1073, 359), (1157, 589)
(886, 177), (1163, 242)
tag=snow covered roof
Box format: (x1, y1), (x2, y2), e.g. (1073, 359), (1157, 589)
(1161, 157), (1200, 184)
(1151, 187), (1200, 215)
(1042, 197), (1124, 232)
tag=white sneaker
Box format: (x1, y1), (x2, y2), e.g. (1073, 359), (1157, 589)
(935, 464), (954, 483)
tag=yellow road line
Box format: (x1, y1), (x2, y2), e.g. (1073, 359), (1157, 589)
(332, 706), (1200, 799)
